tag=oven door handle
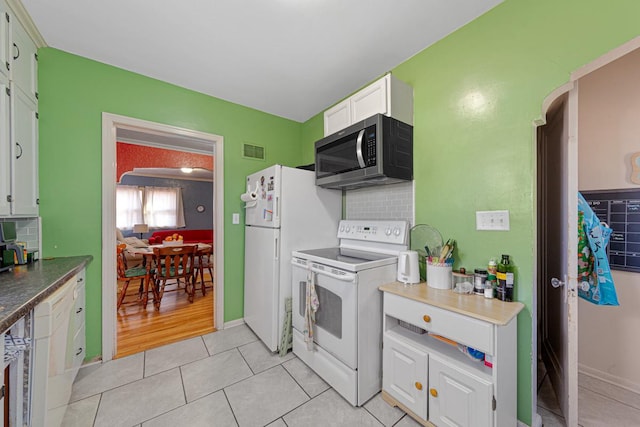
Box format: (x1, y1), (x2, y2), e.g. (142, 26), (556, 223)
(314, 266), (357, 283)
(291, 258), (356, 283)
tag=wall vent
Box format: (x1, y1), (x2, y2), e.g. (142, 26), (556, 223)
(243, 143), (265, 160)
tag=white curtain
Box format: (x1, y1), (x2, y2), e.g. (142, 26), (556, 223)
(116, 185), (143, 229)
(143, 186), (185, 228)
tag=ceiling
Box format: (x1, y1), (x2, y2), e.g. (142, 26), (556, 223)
(21, 0), (502, 122)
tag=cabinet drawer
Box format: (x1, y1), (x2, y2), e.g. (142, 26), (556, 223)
(385, 293), (494, 355)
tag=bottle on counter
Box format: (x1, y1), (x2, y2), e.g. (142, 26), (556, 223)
(488, 258), (497, 276)
(496, 254), (514, 301)
(474, 269), (487, 295)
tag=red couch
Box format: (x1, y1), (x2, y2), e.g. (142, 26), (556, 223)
(148, 229), (213, 245)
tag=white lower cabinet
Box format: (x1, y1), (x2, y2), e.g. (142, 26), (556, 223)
(429, 354), (493, 427)
(383, 331), (428, 419)
(32, 268), (86, 427)
(380, 284), (523, 427)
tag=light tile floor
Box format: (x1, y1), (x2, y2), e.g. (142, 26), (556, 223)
(62, 324), (423, 427)
(537, 361), (640, 427)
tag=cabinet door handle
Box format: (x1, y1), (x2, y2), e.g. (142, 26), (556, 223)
(76, 347), (83, 356)
(422, 314), (431, 323)
(415, 382), (423, 391)
(13, 42), (19, 60)
(430, 388), (438, 397)
(15, 142), (23, 159)
(76, 307), (83, 314)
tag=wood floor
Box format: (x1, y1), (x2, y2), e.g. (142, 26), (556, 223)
(116, 274), (216, 358)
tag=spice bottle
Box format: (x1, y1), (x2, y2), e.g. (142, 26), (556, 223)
(484, 280), (494, 298)
(488, 258), (497, 276)
(474, 269), (487, 295)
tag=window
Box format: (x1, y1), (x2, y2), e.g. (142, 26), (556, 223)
(116, 185), (143, 229)
(116, 186), (185, 229)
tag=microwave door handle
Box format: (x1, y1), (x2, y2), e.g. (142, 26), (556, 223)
(356, 129), (366, 168)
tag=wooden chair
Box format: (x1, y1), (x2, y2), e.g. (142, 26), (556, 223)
(152, 245), (198, 309)
(116, 243), (150, 309)
(193, 246), (214, 296)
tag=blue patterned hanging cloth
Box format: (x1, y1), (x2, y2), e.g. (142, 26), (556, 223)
(577, 192), (619, 306)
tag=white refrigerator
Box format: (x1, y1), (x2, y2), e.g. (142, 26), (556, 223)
(243, 164), (341, 352)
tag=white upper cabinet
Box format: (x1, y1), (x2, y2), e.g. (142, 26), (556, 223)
(0, 1), (9, 80)
(0, 72), (10, 216)
(323, 73), (413, 136)
(323, 101), (351, 137)
(10, 83), (38, 216)
(0, 3), (39, 217)
(10, 14), (37, 103)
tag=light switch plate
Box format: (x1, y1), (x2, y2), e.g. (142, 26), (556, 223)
(232, 213), (240, 224)
(476, 210), (510, 231)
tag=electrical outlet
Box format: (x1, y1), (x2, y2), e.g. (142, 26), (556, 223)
(476, 210), (510, 231)
(232, 213), (240, 224)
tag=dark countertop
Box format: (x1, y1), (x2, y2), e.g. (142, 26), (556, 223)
(0, 256), (93, 332)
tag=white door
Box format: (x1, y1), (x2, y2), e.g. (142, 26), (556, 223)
(244, 225), (280, 351)
(382, 332), (428, 419)
(428, 354), (493, 427)
(537, 89), (578, 426)
(244, 165), (281, 228)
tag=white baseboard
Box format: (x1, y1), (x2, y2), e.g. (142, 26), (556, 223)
(579, 363), (640, 395)
(223, 318), (246, 329)
(518, 413), (541, 427)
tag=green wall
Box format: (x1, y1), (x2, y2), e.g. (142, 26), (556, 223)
(38, 48), (303, 362)
(302, 0), (640, 424)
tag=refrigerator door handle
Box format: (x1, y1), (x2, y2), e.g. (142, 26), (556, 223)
(274, 236), (279, 260)
(274, 196), (279, 221)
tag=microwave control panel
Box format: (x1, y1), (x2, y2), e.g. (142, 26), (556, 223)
(365, 127), (376, 166)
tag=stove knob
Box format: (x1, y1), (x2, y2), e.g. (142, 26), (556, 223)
(385, 228), (392, 236)
(340, 225), (345, 232)
(345, 226), (351, 233)
(393, 227), (401, 236)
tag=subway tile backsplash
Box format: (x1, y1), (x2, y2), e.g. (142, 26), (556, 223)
(0, 218), (40, 250)
(345, 181), (414, 225)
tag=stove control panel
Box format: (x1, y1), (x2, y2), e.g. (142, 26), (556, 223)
(337, 220), (409, 245)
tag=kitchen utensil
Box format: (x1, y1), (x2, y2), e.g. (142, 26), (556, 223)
(410, 224), (443, 280)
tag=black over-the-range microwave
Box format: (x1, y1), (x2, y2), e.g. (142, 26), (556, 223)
(314, 114), (413, 190)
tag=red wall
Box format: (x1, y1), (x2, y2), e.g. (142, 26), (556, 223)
(116, 142), (214, 182)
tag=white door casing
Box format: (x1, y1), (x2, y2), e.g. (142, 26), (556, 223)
(101, 113), (224, 362)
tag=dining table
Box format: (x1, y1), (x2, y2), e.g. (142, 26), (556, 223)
(127, 242), (212, 309)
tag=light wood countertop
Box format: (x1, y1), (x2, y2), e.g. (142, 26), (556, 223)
(379, 281), (524, 326)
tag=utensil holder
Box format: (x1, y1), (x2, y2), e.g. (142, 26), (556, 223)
(427, 263), (453, 289)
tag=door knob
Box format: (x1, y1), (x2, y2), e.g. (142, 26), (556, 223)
(415, 382), (423, 390)
(551, 277), (565, 288)
(430, 388), (438, 397)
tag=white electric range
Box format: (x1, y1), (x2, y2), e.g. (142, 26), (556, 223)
(291, 219), (409, 406)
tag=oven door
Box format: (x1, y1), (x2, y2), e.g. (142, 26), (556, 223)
(291, 258), (358, 369)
